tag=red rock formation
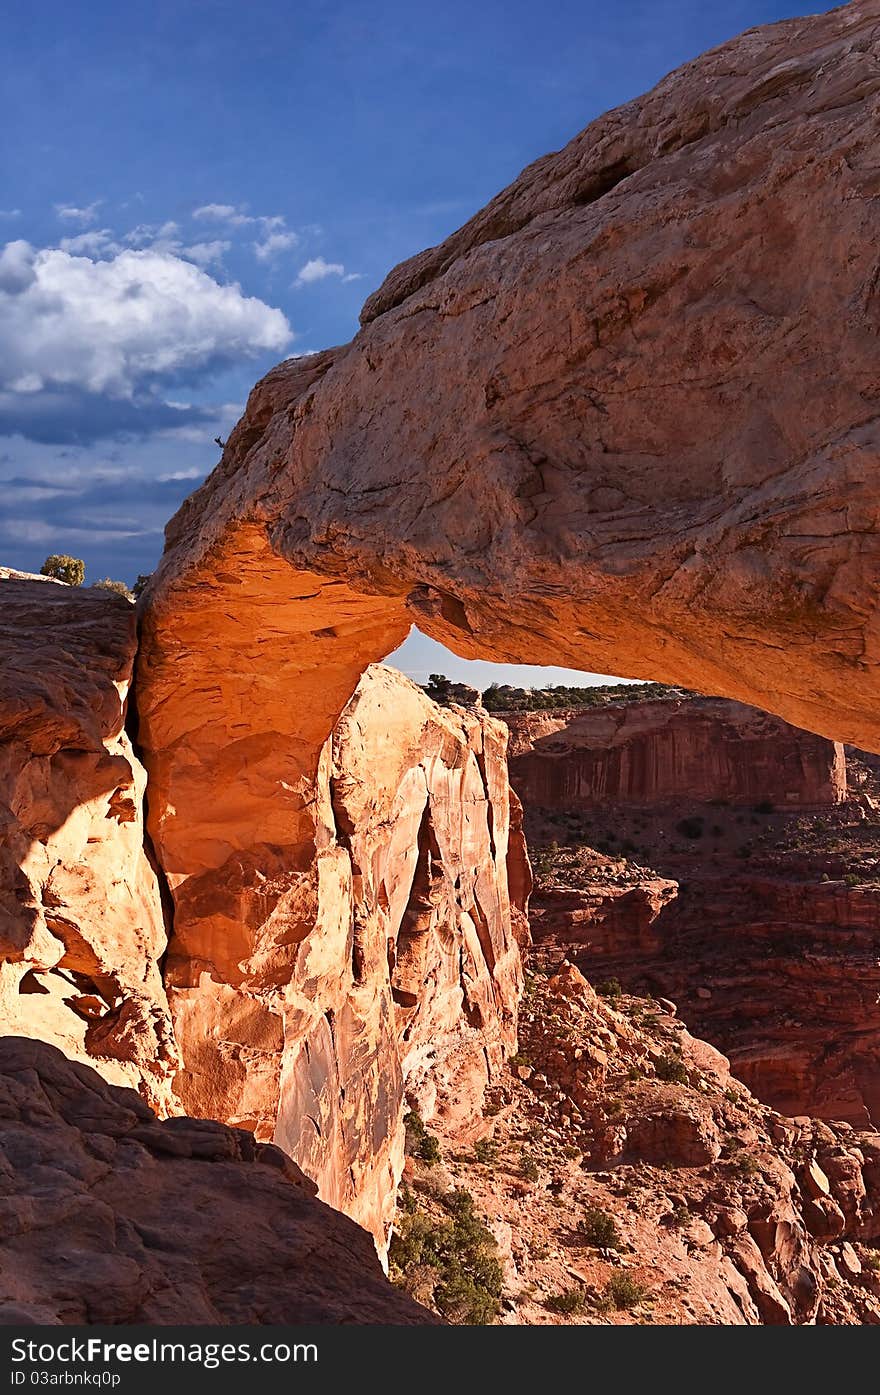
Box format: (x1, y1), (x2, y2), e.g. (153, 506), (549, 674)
(505, 699), (847, 809)
(0, 1037), (432, 1325)
(135, 8), (880, 1241)
(163, 665), (526, 1252)
(141, 0), (880, 783)
(0, 573), (176, 1111)
(519, 701), (880, 1126)
(399, 964), (880, 1325)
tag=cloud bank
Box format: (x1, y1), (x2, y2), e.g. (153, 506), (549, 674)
(0, 240), (291, 399)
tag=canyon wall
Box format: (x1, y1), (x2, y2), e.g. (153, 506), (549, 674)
(505, 698), (847, 810)
(0, 572), (176, 1112)
(534, 864), (880, 1129)
(518, 698), (880, 1126)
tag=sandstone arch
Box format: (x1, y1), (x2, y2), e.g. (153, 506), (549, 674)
(136, 0), (880, 1241)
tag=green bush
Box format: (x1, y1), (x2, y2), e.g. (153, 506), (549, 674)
(404, 1109), (442, 1166)
(390, 1188), (503, 1324)
(520, 1150), (541, 1182)
(596, 978), (623, 1000)
(604, 1272), (649, 1310)
(132, 574), (151, 598)
(546, 1286), (586, 1315)
(40, 554), (84, 586)
(655, 1053), (689, 1085)
(578, 1207), (621, 1249)
(473, 1137), (498, 1164)
(94, 578), (134, 601)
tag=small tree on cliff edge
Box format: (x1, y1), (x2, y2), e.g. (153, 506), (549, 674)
(424, 673), (452, 702)
(40, 554), (85, 587)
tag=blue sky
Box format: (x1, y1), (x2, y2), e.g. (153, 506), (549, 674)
(0, 0), (815, 686)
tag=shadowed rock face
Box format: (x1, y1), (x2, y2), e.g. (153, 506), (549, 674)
(0, 1037), (433, 1325)
(505, 698), (848, 810)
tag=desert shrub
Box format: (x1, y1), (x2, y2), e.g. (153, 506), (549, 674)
(596, 978), (623, 1000)
(132, 573), (151, 598)
(40, 554), (84, 586)
(94, 577), (134, 600)
(473, 1137), (498, 1164)
(655, 1053), (688, 1085)
(546, 1286), (586, 1315)
(731, 1154), (761, 1178)
(520, 1150), (541, 1182)
(845, 872), (860, 887)
(389, 1187), (502, 1324)
(676, 816), (705, 840)
(863, 1251), (880, 1272)
(604, 1272), (649, 1310)
(578, 1207), (621, 1249)
(404, 1109), (442, 1166)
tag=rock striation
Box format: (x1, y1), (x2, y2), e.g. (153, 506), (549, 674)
(519, 701), (880, 1126)
(0, 1037), (432, 1325)
(505, 698), (847, 809)
(163, 664), (527, 1251)
(0, 574), (176, 1112)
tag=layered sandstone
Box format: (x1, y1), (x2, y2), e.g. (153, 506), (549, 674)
(0, 574), (176, 1111)
(163, 664), (527, 1251)
(0, 1037), (432, 1325)
(520, 702), (880, 1125)
(505, 699), (847, 810)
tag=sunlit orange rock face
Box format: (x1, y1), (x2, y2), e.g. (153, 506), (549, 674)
(0, 573), (176, 1111)
(159, 665), (527, 1252)
(504, 698), (848, 811)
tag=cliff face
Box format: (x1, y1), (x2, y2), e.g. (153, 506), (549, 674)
(162, 665), (526, 1251)
(518, 699), (880, 1127)
(0, 574), (176, 1112)
(505, 699), (847, 809)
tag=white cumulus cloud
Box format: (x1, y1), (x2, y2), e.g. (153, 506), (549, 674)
(0, 240), (291, 399)
(182, 240), (231, 268)
(294, 256), (346, 287)
(55, 201), (102, 225)
(193, 202), (255, 227)
(254, 229), (299, 262)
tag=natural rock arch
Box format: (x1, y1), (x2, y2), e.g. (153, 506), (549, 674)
(135, 0), (880, 1239)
